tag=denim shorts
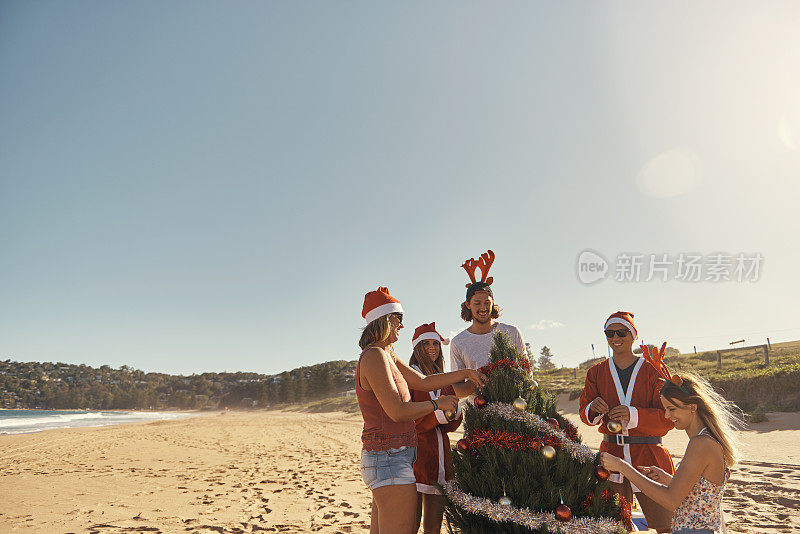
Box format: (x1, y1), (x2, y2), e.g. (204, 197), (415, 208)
(672, 529), (715, 534)
(360, 446), (417, 490)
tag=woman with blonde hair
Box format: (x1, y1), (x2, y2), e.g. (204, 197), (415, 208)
(356, 287), (485, 534)
(408, 322), (465, 534)
(602, 347), (742, 534)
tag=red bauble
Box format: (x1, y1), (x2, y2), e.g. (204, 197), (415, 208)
(555, 504), (572, 522)
(474, 394), (488, 408)
(547, 417), (560, 429)
(456, 439), (469, 453)
(595, 465), (611, 481)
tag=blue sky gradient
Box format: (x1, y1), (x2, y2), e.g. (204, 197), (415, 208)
(2, 2), (799, 374)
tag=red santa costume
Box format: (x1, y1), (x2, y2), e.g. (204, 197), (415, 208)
(579, 312), (675, 492)
(409, 322), (463, 495)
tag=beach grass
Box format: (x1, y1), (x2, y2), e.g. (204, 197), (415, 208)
(534, 339), (800, 415)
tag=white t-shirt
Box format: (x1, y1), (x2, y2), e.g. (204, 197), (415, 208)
(449, 322), (526, 371)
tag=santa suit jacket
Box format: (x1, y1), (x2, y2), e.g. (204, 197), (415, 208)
(579, 356), (675, 490)
(410, 367), (463, 495)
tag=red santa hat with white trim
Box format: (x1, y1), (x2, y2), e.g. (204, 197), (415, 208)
(604, 310), (638, 340)
(411, 322), (450, 348)
(362, 286), (403, 324)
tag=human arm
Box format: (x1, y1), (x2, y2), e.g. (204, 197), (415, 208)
(447, 342), (479, 397)
(412, 388), (449, 433)
(395, 357), (485, 393)
(578, 367), (608, 425)
(360, 348), (458, 422)
(600, 437), (716, 511)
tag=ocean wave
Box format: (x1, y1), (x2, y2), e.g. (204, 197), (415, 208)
(0, 411), (193, 434)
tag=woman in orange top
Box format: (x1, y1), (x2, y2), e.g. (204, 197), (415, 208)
(357, 288), (484, 534)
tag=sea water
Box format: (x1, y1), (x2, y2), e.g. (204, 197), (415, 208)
(0, 409), (194, 435)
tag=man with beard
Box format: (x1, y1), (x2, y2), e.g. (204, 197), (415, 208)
(450, 250), (526, 372)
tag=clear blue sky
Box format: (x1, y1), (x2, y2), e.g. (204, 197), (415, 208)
(2, 2), (799, 375)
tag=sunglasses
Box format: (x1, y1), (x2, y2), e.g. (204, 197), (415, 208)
(604, 329), (629, 338)
(390, 313), (403, 325)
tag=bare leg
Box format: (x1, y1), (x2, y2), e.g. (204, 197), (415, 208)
(372, 483), (419, 534)
(370, 498), (379, 534)
(421, 493), (444, 534)
(413, 491), (423, 533)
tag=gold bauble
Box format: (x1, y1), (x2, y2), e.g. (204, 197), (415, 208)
(499, 495), (512, 507)
(529, 380), (539, 389)
(542, 445), (556, 460)
(607, 420), (623, 434)
(444, 410), (457, 421)
(512, 396), (528, 411)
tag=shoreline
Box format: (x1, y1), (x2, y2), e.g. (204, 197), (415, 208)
(0, 408), (208, 437)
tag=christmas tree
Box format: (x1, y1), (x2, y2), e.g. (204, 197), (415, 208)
(442, 332), (632, 534)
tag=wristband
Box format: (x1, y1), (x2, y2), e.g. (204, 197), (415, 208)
(430, 399), (438, 411)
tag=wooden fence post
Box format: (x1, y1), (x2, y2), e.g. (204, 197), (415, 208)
(717, 350), (722, 371)
(764, 344), (769, 366)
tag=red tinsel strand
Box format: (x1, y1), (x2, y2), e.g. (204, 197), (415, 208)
(601, 489), (614, 502)
(465, 429), (561, 453)
(562, 419), (579, 441)
(618, 495), (633, 531)
(479, 358), (532, 376)
(581, 492), (594, 509)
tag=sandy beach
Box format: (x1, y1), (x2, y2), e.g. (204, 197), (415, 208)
(1, 400), (798, 534)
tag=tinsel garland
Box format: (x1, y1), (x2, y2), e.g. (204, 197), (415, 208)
(581, 491), (633, 530)
(561, 419), (579, 442)
(479, 403), (597, 463)
(479, 357), (531, 376)
(443, 481), (625, 534)
(463, 429), (561, 453)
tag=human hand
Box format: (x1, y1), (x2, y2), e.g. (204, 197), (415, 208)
(589, 397), (610, 415)
(600, 452), (624, 472)
(607, 405), (631, 424)
(636, 465), (672, 484)
(462, 369), (487, 389)
(436, 395), (459, 413)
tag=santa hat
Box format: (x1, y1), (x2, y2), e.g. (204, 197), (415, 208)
(462, 249), (496, 301)
(362, 287), (403, 324)
(412, 322), (450, 348)
(604, 311), (638, 340)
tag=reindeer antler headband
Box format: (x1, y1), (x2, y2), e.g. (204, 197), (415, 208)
(641, 342), (693, 396)
(462, 249), (496, 301)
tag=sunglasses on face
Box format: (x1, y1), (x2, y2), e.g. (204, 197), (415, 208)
(604, 329), (629, 338)
(390, 313), (403, 325)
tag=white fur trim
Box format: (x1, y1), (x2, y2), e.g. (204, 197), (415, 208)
(627, 406), (639, 430)
(607, 357), (645, 492)
(436, 427), (446, 485)
(412, 331), (444, 348)
(584, 403), (604, 426)
(416, 482), (442, 495)
(605, 317), (638, 340)
(365, 302), (403, 324)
